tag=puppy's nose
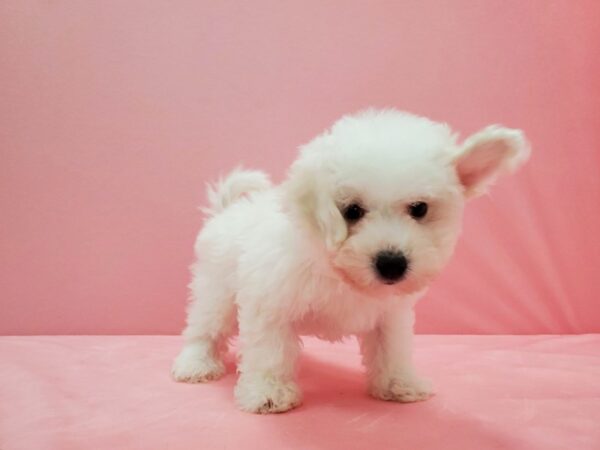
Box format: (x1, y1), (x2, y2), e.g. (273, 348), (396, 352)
(374, 251), (408, 283)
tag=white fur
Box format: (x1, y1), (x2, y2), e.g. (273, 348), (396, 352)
(172, 109), (530, 413)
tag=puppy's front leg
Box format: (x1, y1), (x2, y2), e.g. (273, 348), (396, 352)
(360, 302), (433, 403)
(235, 311), (302, 414)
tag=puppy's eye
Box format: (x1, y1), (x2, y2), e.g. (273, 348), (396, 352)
(342, 203), (366, 223)
(408, 201), (428, 220)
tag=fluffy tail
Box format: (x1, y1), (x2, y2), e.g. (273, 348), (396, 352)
(202, 167), (272, 215)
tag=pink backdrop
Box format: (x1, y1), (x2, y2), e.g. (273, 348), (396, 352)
(1, 1), (599, 335)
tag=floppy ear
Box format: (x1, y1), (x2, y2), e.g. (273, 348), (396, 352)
(284, 142), (347, 250)
(454, 125), (531, 198)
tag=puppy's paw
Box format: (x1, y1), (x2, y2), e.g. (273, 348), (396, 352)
(234, 375), (302, 414)
(171, 348), (225, 383)
(370, 375), (434, 403)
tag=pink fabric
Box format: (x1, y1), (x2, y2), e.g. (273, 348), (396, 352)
(1, 335), (599, 449)
(1, 1), (600, 335)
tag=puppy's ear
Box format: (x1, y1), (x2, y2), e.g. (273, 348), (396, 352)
(284, 139), (347, 250)
(453, 125), (530, 198)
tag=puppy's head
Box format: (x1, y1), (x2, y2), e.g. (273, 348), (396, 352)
(284, 109), (530, 295)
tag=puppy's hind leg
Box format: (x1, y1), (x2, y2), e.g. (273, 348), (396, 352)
(172, 266), (236, 383)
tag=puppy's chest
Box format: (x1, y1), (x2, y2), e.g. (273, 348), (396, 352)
(293, 294), (385, 340)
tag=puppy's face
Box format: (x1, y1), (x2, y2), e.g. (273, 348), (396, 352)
(286, 110), (529, 296)
(328, 161), (464, 295)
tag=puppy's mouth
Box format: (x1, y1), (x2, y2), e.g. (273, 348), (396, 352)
(333, 265), (412, 296)
(377, 271), (410, 288)
(382, 279), (404, 285)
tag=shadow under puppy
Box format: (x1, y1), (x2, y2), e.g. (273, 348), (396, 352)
(173, 109), (530, 413)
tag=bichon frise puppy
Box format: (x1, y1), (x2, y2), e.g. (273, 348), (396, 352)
(172, 109), (530, 413)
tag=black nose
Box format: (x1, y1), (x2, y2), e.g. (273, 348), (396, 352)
(374, 251), (408, 283)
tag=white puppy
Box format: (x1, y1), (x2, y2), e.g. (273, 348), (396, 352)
(172, 109), (530, 413)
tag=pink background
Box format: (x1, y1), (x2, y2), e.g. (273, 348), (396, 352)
(1, 0), (599, 335)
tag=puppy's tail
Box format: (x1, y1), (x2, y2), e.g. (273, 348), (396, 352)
(202, 167), (272, 215)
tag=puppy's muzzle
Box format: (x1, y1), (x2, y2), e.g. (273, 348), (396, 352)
(374, 250), (408, 284)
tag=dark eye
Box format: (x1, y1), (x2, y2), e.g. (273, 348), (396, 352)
(342, 203), (366, 223)
(408, 201), (428, 220)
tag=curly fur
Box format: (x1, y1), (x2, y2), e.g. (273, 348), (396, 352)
(172, 108), (530, 413)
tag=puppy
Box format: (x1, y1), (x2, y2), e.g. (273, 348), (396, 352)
(172, 109), (530, 413)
